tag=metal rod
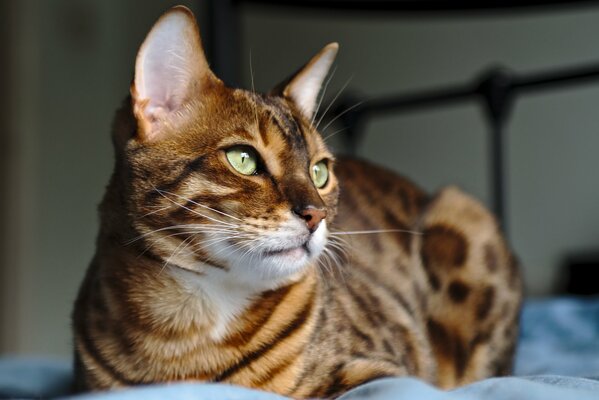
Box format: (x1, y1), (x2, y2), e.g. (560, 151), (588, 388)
(234, 0), (599, 13)
(361, 84), (476, 115)
(491, 118), (506, 229)
(514, 61), (599, 93)
(477, 68), (513, 231)
(345, 61), (599, 120)
(326, 61), (599, 232)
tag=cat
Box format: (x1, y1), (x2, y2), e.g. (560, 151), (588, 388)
(72, 5), (522, 398)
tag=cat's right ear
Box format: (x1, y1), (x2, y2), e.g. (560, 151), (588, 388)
(271, 43), (339, 120)
(131, 6), (220, 142)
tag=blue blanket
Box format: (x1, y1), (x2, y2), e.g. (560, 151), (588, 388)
(514, 297), (599, 377)
(2, 297), (598, 399)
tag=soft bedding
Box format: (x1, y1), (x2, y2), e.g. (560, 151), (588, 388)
(1, 297), (598, 399)
(514, 296), (599, 377)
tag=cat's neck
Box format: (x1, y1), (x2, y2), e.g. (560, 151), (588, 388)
(95, 174), (319, 342)
(95, 234), (317, 343)
(165, 263), (312, 341)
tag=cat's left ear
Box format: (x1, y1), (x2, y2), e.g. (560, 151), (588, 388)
(272, 43), (338, 120)
(131, 6), (220, 142)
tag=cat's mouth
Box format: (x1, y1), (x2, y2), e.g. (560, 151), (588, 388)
(263, 242), (310, 259)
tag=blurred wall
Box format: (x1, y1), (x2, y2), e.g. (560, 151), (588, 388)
(1, 0), (203, 357)
(2, 1), (599, 358)
(0, 0), (11, 351)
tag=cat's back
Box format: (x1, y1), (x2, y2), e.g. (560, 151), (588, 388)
(331, 157), (430, 304)
(334, 157), (429, 244)
(328, 157), (522, 389)
(306, 157), (437, 387)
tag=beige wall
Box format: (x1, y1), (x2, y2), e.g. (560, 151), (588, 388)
(1, 0), (201, 357)
(2, 2), (599, 358)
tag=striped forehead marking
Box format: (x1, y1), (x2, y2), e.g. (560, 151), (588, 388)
(250, 92), (309, 151)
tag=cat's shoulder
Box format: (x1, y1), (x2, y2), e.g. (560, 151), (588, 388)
(335, 156), (428, 204)
(335, 156), (420, 186)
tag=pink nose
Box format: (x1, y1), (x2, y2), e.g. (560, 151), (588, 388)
(297, 207), (327, 232)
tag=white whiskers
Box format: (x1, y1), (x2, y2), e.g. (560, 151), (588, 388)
(330, 229), (422, 236)
(314, 75), (353, 131)
(249, 48), (260, 130)
(316, 235), (350, 288)
(151, 186), (240, 226)
(311, 66), (337, 127)
(130, 186), (422, 284)
(319, 99), (366, 134)
(154, 187), (243, 222)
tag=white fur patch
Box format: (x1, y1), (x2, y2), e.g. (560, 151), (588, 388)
(163, 212), (328, 341)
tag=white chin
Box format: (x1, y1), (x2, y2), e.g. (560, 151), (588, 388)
(266, 246), (307, 262)
(258, 246), (311, 280)
(257, 222), (328, 281)
(206, 221), (328, 285)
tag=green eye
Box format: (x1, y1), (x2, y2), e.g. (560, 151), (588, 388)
(311, 160), (329, 188)
(226, 146), (258, 175)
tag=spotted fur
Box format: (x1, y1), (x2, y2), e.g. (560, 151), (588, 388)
(72, 6), (522, 398)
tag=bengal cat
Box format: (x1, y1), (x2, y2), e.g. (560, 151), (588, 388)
(72, 6), (522, 398)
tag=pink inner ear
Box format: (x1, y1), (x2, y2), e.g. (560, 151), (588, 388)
(132, 8), (207, 138)
(286, 43), (338, 119)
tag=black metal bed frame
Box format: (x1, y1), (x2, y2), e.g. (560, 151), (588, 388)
(207, 0), (599, 234)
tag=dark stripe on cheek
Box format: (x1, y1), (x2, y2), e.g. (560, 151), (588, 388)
(167, 194), (224, 219)
(166, 155), (207, 188)
(144, 155), (207, 203)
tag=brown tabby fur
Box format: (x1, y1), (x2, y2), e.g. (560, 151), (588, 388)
(72, 6), (522, 399)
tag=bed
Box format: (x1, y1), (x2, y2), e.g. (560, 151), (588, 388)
(2, 296), (598, 399)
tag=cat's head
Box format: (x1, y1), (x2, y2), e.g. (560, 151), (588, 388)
(115, 6), (340, 287)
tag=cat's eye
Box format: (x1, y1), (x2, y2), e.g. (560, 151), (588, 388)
(311, 160), (329, 188)
(226, 146), (259, 175)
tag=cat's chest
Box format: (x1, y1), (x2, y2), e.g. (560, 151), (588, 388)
(163, 267), (257, 342)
